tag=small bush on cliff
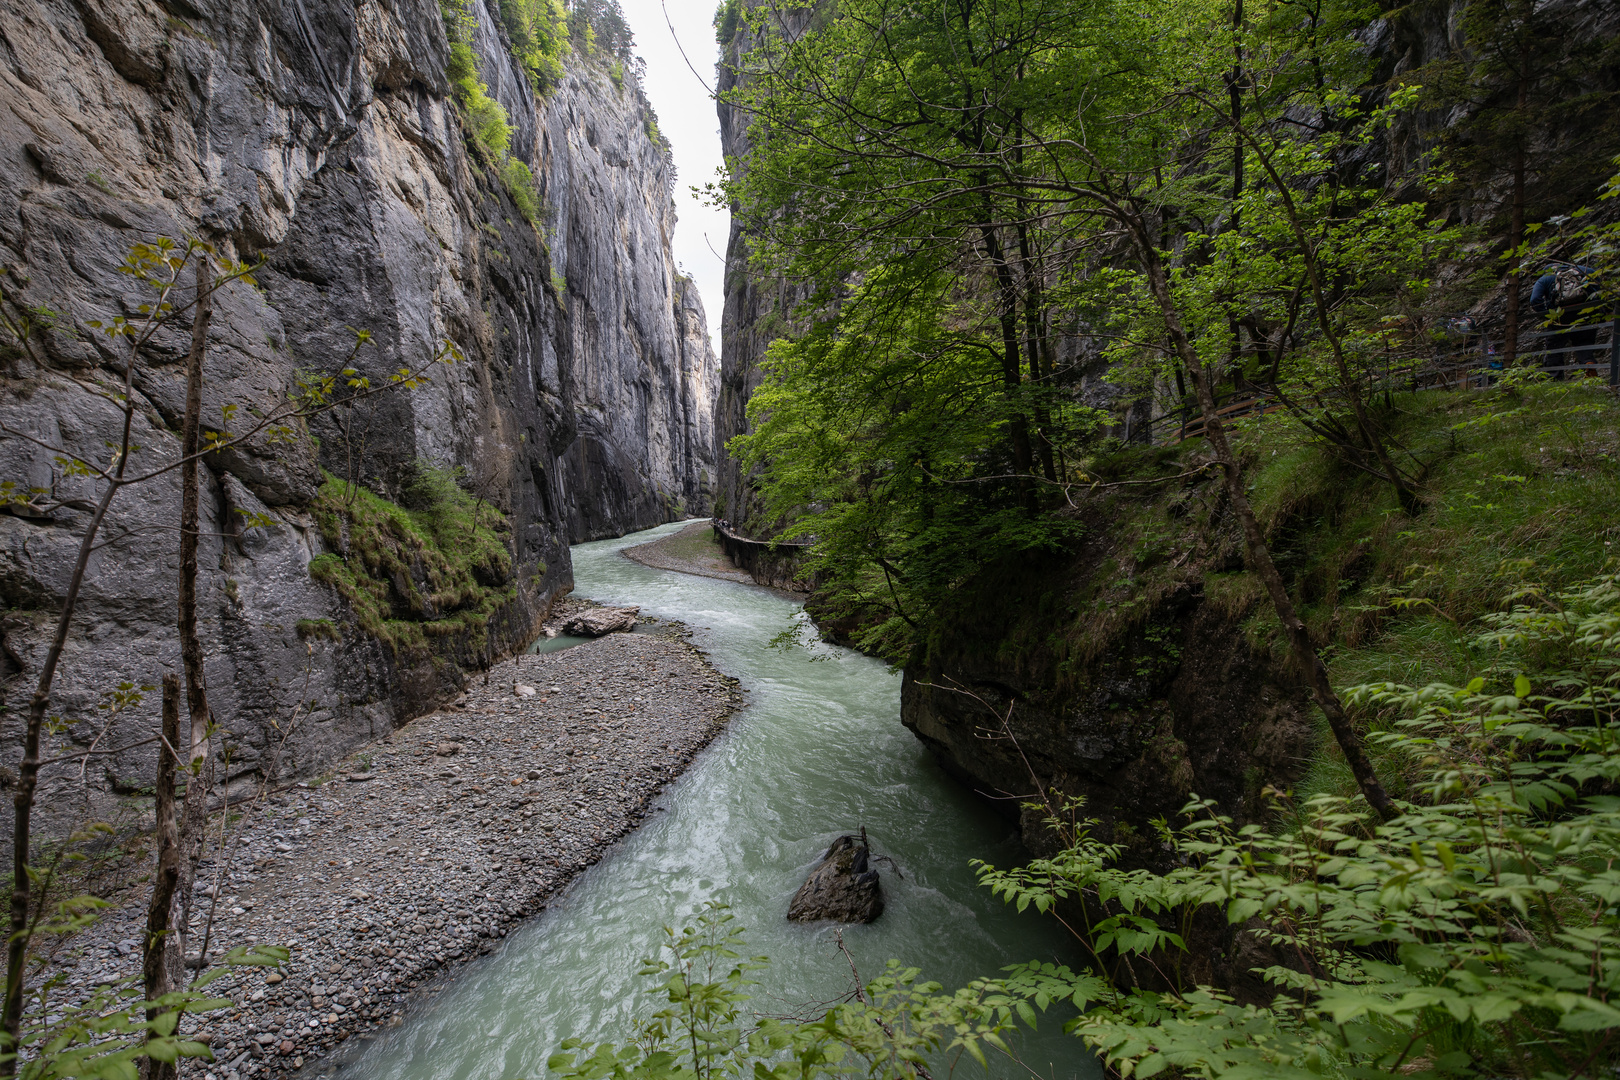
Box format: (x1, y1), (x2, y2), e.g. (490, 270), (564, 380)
(713, 0), (741, 46)
(498, 0), (569, 91)
(500, 157), (542, 224)
(307, 470), (514, 655)
(443, 5), (547, 227)
(447, 40), (513, 162)
(555, 573), (1620, 1080)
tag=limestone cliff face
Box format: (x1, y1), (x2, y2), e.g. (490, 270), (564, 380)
(713, 9), (812, 533)
(541, 67), (719, 539)
(0, 0), (715, 827)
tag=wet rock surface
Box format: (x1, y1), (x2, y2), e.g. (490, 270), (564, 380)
(786, 834), (883, 925)
(36, 624), (740, 1078)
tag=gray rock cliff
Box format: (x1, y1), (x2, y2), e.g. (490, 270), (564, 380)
(543, 67), (719, 539)
(713, 7), (812, 534)
(0, 0), (716, 832)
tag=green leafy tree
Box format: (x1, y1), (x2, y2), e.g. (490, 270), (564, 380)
(721, 0), (1402, 814)
(0, 240), (457, 1072)
(499, 0), (570, 90)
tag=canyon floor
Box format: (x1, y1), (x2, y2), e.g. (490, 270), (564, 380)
(36, 601), (741, 1079)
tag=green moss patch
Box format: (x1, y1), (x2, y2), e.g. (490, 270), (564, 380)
(295, 618), (341, 642)
(306, 469), (516, 656)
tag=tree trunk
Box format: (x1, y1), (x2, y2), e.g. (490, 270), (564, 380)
(1015, 219), (1059, 483)
(171, 255), (214, 984)
(1133, 231), (1397, 821)
(977, 221), (1035, 491)
(3, 336), (142, 1070)
(1229, 0), (1245, 216)
(142, 676), (183, 1080)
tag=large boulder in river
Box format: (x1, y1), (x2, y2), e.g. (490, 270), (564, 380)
(562, 607), (640, 637)
(787, 835), (883, 924)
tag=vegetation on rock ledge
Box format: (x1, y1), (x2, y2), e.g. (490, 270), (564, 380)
(307, 467), (515, 656)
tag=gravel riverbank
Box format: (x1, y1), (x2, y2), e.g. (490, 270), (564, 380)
(40, 616), (741, 1079)
(620, 520), (753, 584)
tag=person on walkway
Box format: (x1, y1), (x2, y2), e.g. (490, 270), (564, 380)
(1529, 264), (1600, 379)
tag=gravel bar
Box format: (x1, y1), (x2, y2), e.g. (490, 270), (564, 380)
(36, 614), (741, 1078)
(619, 520), (753, 584)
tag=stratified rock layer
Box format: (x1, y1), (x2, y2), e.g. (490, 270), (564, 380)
(0, 0), (717, 832)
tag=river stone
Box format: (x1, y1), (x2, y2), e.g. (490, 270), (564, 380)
(562, 607), (640, 637)
(787, 835), (883, 924)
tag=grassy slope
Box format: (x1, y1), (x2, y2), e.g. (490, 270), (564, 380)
(925, 379), (1619, 806)
(1232, 380), (1618, 799)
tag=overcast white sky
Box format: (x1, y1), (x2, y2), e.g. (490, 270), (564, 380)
(620, 0), (729, 344)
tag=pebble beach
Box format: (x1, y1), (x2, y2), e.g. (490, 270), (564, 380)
(37, 605), (741, 1078)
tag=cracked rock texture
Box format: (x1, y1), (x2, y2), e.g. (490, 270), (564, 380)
(0, 0), (717, 835)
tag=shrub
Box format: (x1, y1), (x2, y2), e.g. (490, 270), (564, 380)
(401, 458), (465, 512)
(714, 0), (740, 46)
(498, 0), (569, 91)
(500, 157), (541, 224)
(446, 34), (512, 163)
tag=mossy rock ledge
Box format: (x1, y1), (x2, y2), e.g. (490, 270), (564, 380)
(304, 473), (557, 720)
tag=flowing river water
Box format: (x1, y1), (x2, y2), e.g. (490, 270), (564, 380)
(338, 521), (1093, 1080)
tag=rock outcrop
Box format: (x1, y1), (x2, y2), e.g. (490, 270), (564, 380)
(786, 834), (883, 924)
(0, 0), (717, 831)
(547, 82), (721, 539)
(900, 532), (1311, 866)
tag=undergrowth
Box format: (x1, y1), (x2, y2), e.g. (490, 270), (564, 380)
(305, 466), (514, 656)
(1237, 381), (1620, 801)
(914, 379), (1619, 797)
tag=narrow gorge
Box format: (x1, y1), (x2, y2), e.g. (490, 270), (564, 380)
(0, 0), (717, 830)
(3, 0), (1620, 1078)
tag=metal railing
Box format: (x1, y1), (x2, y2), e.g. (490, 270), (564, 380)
(1151, 307), (1619, 442)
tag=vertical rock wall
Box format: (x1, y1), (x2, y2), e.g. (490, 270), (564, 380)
(0, 0), (716, 829)
(540, 67), (719, 539)
(712, 9), (812, 534)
